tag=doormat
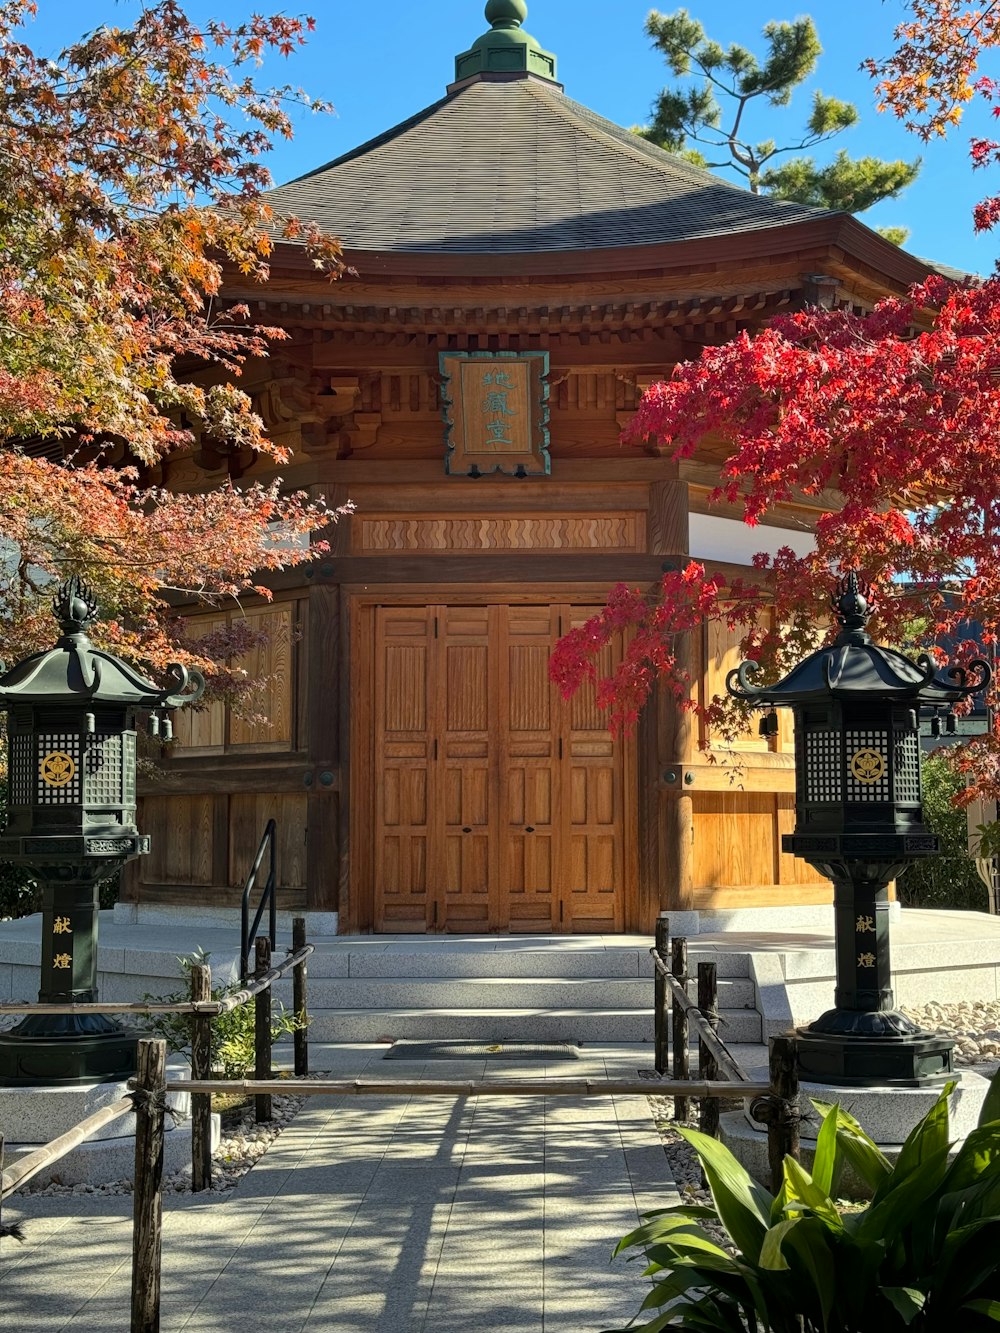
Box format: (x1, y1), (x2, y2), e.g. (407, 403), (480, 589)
(383, 1041), (580, 1060)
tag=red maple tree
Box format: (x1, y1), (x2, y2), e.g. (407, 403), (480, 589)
(552, 3), (1000, 801)
(549, 275), (1000, 797)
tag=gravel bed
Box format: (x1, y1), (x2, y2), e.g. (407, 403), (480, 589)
(899, 999), (1000, 1075)
(14, 1081), (318, 1199)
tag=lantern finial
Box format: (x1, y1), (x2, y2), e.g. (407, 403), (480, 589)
(833, 571), (874, 640)
(53, 575), (99, 635)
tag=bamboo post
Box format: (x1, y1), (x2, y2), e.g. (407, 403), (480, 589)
(131, 1038), (166, 1333)
(653, 917), (670, 1075)
(254, 937), (272, 1124)
(697, 961), (720, 1139)
(189, 962), (213, 1193)
(292, 916), (309, 1077)
(767, 1034), (800, 1193)
(671, 936), (690, 1122)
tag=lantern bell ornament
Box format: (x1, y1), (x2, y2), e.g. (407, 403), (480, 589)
(728, 573), (990, 1086)
(0, 577), (204, 1085)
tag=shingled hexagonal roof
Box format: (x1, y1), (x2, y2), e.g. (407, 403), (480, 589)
(263, 3), (832, 257)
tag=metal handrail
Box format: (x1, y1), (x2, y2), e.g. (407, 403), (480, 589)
(240, 818), (277, 983)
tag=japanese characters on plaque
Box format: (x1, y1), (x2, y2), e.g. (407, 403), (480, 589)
(438, 352), (551, 477)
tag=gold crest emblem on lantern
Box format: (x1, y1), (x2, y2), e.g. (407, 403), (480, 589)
(40, 751), (76, 787)
(850, 748), (886, 784)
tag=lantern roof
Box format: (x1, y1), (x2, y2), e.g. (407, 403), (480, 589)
(0, 578), (205, 710)
(727, 575), (991, 709)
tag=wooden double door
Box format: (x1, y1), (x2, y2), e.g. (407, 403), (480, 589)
(369, 603), (630, 933)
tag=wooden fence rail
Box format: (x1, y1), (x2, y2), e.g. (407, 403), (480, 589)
(162, 1077), (774, 1099)
(651, 921), (801, 1190)
(0, 1097), (136, 1199)
(0, 918), (805, 1332)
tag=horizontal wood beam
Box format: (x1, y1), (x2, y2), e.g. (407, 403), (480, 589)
(331, 554), (677, 584)
(162, 1076), (771, 1099)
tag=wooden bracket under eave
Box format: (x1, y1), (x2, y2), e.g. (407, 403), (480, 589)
(341, 412), (382, 456)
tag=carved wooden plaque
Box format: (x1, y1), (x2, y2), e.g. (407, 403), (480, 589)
(439, 351), (550, 477)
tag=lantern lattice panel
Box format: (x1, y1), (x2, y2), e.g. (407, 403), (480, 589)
(84, 734), (123, 805)
(845, 729), (890, 802)
(9, 735), (31, 804)
(804, 731), (842, 803)
(123, 732), (136, 803)
(34, 733), (82, 804)
(893, 733), (921, 803)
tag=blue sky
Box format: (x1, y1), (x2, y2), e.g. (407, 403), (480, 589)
(25, 0), (1000, 275)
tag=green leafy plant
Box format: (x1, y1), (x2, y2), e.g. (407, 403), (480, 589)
(898, 753), (986, 912)
(607, 1073), (1000, 1331)
(141, 949), (305, 1080)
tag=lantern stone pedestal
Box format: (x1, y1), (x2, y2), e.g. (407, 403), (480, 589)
(0, 1063), (220, 1187)
(720, 1067), (992, 1194)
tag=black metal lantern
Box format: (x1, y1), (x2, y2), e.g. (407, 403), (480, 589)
(728, 574), (990, 1085)
(0, 577), (204, 1085)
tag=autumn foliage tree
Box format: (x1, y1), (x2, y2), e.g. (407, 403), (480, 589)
(866, 0), (1000, 232)
(552, 2), (1000, 805)
(549, 275), (1000, 800)
(0, 0), (347, 688)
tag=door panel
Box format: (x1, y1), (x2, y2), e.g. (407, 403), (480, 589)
(560, 609), (624, 933)
(501, 607), (559, 932)
(372, 602), (628, 933)
(438, 607), (493, 932)
(375, 609), (434, 931)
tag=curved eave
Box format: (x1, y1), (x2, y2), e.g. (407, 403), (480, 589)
(0, 645), (194, 709)
(261, 213), (946, 289)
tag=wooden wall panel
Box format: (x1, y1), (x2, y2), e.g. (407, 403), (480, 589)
(692, 792), (776, 888)
(777, 795), (828, 885)
(229, 606), (294, 748)
(703, 618), (768, 752)
(140, 795), (215, 885)
(229, 793), (308, 890)
(171, 615), (226, 752)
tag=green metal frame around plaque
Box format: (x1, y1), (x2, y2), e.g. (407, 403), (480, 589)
(439, 351), (551, 477)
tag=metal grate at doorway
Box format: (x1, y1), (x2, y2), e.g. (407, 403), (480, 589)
(383, 1041), (580, 1061)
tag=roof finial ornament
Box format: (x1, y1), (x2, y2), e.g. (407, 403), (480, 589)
(833, 571), (875, 643)
(485, 0), (528, 28)
(454, 0), (557, 87)
(53, 575), (99, 637)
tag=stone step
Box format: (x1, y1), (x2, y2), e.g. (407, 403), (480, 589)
(305, 1006), (764, 1045)
(295, 975), (758, 1010)
(302, 946), (752, 981)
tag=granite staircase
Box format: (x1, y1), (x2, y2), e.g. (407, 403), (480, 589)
(280, 940), (762, 1046)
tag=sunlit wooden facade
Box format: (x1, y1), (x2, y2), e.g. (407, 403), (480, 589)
(126, 5), (944, 933)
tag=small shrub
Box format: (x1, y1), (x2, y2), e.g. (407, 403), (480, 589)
(607, 1073), (1000, 1332)
(898, 752), (987, 912)
(140, 948), (305, 1080)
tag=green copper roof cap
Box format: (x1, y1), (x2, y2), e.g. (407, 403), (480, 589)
(454, 0), (558, 86)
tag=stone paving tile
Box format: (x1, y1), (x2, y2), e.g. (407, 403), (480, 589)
(1, 1044), (678, 1333)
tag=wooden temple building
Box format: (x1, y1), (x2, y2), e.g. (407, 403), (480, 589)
(128, 1), (945, 934)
